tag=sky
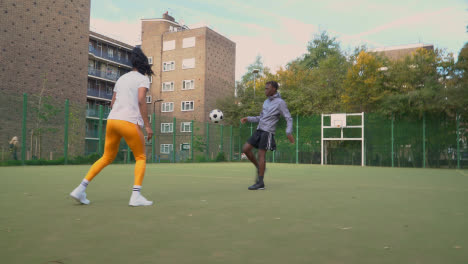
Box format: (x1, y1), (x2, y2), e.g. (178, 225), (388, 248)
(90, 0), (468, 80)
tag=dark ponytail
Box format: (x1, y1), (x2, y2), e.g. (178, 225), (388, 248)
(130, 47), (154, 76)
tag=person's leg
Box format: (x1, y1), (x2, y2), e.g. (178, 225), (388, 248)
(84, 120), (121, 182)
(70, 120), (121, 204)
(120, 122), (146, 187)
(119, 121), (152, 206)
(242, 143), (258, 169)
(257, 149), (267, 184)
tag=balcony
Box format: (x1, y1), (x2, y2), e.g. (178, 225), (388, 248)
(88, 68), (120, 82)
(87, 88), (113, 100)
(85, 129), (99, 139)
(86, 107), (111, 119)
(89, 46), (132, 67)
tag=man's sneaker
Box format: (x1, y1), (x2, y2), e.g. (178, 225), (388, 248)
(129, 192), (153, 206)
(248, 182), (265, 190)
(70, 187), (90, 205)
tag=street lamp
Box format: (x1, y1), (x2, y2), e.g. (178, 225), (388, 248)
(252, 68), (260, 99)
(151, 99), (163, 163)
(152, 99), (164, 117)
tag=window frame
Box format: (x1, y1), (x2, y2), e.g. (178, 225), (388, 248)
(161, 123), (173, 133)
(161, 102), (174, 112)
(181, 101), (194, 111)
(160, 144), (173, 154)
(162, 81), (174, 92)
(180, 122), (192, 132)
(163, 61), (175, 72)
(182, 80), (195, 90)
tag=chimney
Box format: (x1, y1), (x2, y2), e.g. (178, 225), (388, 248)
(162, 12), (175, 22)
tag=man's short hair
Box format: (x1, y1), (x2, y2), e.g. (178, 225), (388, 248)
(266, 81), (279, 90)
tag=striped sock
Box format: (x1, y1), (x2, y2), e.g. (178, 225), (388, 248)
(81, 179), (89, 188)
(132, 185), (142, 193)
(76, 179), (89, 192)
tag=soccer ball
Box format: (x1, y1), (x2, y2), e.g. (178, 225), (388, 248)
(209, 109), (224, 123)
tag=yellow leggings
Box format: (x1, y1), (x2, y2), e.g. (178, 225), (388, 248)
(85, 119), (146, 186)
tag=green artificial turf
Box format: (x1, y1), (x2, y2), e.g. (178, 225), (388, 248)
(1, 163), (467, 264)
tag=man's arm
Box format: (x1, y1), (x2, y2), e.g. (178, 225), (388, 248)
(241, 112), (262, 124)
(279, 101), (295, 143)
(111, 92), (117, 108)
(138, 87), (153, 141)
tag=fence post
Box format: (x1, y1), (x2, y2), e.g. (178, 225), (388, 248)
(191, 120), (194, 162)
(391, 113), (394, 168)
(21, 93), (27, 165)
(296, 114), (299, 164)
(206, 122), (210, 160)
(457, 112), (460, 169)
(238, 122), (242, 160)
(220, 124), (224, 156)
(423, 112), (426, 168)
(126, 143), (130, 164)
(172, 117), (176, 163)
(64, 99), (69, 165)
(152, 113), (156, 163)
(98, 105), (103, 156)
(230, 125), (233, 161)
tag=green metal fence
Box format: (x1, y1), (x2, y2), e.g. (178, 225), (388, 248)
(1, 93), (467, 169)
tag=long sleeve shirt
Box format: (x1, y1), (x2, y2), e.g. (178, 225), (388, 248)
(247, 92), (293, 135)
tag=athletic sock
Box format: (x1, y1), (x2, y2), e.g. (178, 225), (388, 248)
(77, 179), (89, 192)
(132, 185), (142, 194)
(258, 176), (264, 184)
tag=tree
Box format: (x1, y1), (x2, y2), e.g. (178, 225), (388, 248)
(341, 51), (386, 112)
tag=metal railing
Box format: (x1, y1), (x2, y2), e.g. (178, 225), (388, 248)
(89, 46), (132, 67)
(87, 88), (113, 100)
(88, 68), (120, 82)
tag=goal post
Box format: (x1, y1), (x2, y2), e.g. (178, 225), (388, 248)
(321, 112), (365, 166)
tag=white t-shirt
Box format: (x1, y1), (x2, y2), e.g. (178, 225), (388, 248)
(107, 71), (150, 127)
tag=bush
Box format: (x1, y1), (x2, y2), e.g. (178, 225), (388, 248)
(195, 155), (210, 162)
(0, 153), (101, 166)
(215, 152), (226, 162)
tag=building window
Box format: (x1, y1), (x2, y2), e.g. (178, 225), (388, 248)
(161, 123), (173, 133)
(117, 51), (122, 61)
(163, 61), (175, 71)
(162, 82), (174, 92)
(161, 102), (174, 112)
(148, 57), (153, 65)
(181, 101), (194, 111)
(182, 80), (194, 90)
(106, 86), (113, 95)
(182, 37), (196, 48)
(181, 122), (192, 132)
(182, 58), (195, 69)
(146, 95), (152, 103)
(180, 143), (190, 151)
(148, 115), (152, 123)
(160, 144), (173, 154)
(163, 40), (175, 51)
(108, 48), (113, 58)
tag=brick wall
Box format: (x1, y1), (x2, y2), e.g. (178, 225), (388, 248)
(0, 0), (90, 159)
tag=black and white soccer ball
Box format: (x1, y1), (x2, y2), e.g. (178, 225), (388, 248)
(209, 109), (224, 123)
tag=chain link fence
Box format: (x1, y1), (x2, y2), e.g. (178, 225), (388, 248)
(1, 93), (467, 169)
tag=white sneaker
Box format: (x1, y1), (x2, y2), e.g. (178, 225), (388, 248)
(129, 192), (153, 206)
(70, 187), (90, 205)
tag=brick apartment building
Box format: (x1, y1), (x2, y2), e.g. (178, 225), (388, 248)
(0, 0), (90, 159)
(370, 43), (434, 61)
(141, 13), (236, 159)
(86, 31), (133, 154)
